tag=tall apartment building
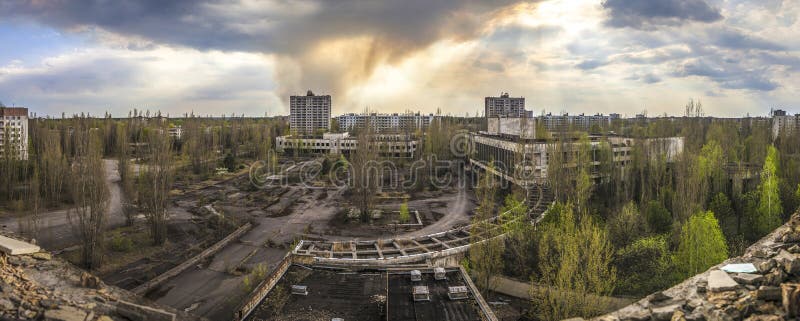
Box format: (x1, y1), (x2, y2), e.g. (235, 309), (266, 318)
(290, 90), (331, 135)
(485, 93), (530, 118)
(772, 109), (800, 139)
(336, 112), (435, 132)
(0, 107), (29, 160)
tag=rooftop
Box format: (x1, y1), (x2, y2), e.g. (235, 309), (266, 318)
(245, 265), (490, 321)
(0, 107), (28, 117)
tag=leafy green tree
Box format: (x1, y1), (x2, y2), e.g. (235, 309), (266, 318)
(614, 235), (672, 296)
(469, 166), (504, 294)
(698, 140), (727, 197)
(575, 168), (592, 214)
(607, 202), (645, 248)
(796, 184), (800, 207)
(675, 211), (728, 277)
(398, 201), (410, 224)
(223, 152), (236, 172)
(756, 145), (782, 235)
(500, 194), (535, 278)
(534, 202), (616, 320)
(644, 200), (672, 234)
(709, 193), (736, 242)
(709, 193), (733, 220)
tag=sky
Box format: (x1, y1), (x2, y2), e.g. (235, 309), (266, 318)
(0, 0), (798, 118)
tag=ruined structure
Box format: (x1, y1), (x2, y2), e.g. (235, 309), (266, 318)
(0, 232), (191, 321)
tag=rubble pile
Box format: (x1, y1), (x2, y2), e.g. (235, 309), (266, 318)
(0, 251), (117, 320)
(596, 210), (800, 321)
(0, 232), (192, 321)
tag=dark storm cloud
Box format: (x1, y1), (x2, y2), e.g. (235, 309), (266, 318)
(602, 0), (723, 29)
(712, 27), (785, 51)
(626, 73), (662, 84)
(0, 0), (517, 55)
(0, 58), (138, 94)
(0, 0), (528, 109)
(576, 59), (607, 70)
(674, 58), (779, 91)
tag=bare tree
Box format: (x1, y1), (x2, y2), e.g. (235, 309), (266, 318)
(137, 129), (174, 245)
(350, 123), (379, 222)
(68, 128), (110, 269)
(117, 123), (136, 226)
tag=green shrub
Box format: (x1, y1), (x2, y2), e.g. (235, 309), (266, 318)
(110, 234), (134, 252)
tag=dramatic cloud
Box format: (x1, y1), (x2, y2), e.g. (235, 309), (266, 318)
(0, 47), (279, 116)
(602, 0), (723, 29)
(0, 0), (798, 117)
(0, 0), (523, 106)
(674, 58), (780, 91)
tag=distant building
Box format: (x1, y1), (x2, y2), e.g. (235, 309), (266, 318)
(772, 109), (800, 139)
(0, 107), (28, 160)
(276, 132), (419, 158)
(168, 125), (182, 140)
(336, 112), (434, 132)
(290, 90), (331, 134)
(538, 113), (620, 132)
(485, 93), (530, 118)
(486, 117), (537, 139)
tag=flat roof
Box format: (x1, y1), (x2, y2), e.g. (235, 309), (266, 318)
(246, 265), (486, 321)
(0, 107), (28, 117)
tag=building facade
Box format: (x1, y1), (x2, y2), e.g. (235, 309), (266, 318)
(539, 113), (621, 132)
(772, 109), (800, 139)
(290, 90), (331, 134)
(469, 130), (683, 185)
(0, 107), (28, 160)
(485, 93), (529, 118)
(336, 112), (435, 132)
(276, 132), (419, 158)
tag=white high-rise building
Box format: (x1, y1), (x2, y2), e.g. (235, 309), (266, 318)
(772, 109), (800, 139)
(0, 107), (29, 160)
(485, 93), (529, 118)
(290, 90), (331, 135)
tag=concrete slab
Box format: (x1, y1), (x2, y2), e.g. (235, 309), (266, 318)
(0, 235), (40, 255)
(708, 270), (739, 292)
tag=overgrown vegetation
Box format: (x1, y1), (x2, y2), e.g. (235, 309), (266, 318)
(467, 104), (800, 321)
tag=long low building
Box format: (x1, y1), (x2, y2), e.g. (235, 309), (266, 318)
(276, 132), (419, 158)
(470, 118), (684, 184)
(337, 112), (435, 133)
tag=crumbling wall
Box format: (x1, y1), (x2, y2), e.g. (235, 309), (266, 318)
(591, 209), (800, 321)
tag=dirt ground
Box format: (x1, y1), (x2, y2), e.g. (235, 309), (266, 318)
(19, 156), (478, 321)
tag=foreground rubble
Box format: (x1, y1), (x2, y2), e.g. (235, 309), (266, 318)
(594, 210), (800, 321)
(0, 232), (195, 321)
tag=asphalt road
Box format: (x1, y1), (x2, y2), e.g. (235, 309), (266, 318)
(0, 159), (126, 250)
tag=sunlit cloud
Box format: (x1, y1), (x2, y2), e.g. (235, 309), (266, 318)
(0, 0), (797, 117)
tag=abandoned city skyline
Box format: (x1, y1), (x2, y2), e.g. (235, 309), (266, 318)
(1, 0), (798, 118)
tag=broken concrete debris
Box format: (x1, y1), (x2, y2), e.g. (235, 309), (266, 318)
(709, 270), (739, 292)
(0, 232), (189, 321)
